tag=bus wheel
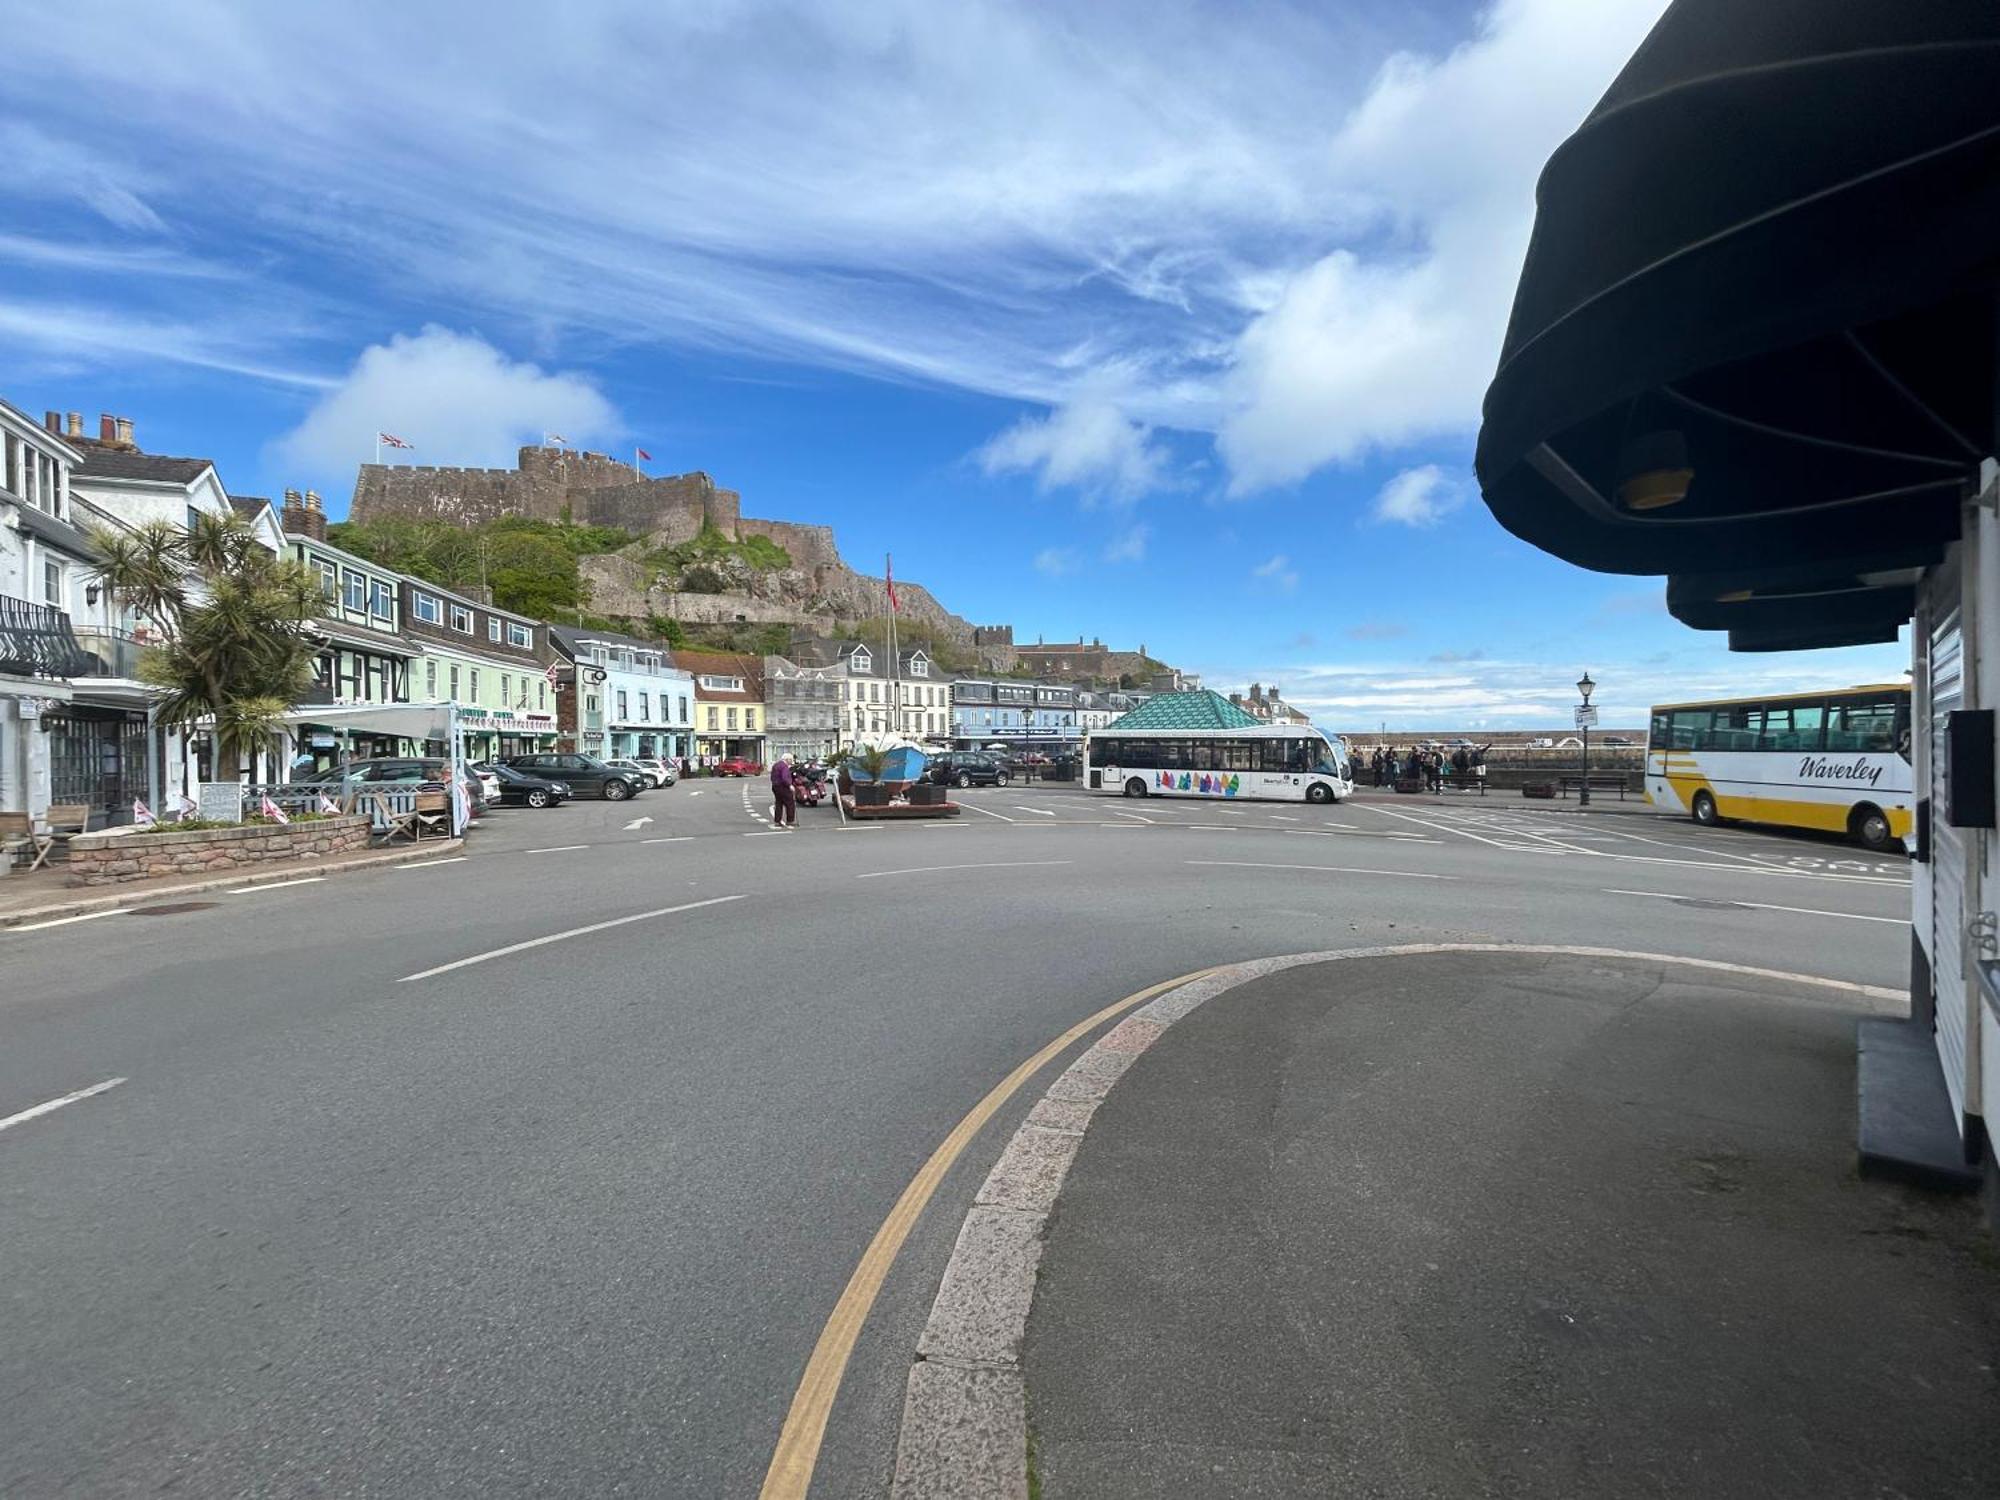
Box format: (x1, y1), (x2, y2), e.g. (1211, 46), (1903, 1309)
(1851, 803), (1894, 853)
(1306, 782), (1333, 804)
(1691, 790), (1719, 826)
(1125, 778), (1148, 798)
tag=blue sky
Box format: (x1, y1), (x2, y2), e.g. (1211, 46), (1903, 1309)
(0, 0), (1907, 730)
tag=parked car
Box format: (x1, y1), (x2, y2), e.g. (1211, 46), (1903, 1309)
(477, 761), (571, 809)
(716, 756), (762, 776)
(474, 767), (501, 802)
(629, 757), (677, 787)
(926, 751), (1012, 789)
(503, 752), (647, 801)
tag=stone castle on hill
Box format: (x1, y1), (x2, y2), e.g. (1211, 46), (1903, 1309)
(349, 445), (982, 647)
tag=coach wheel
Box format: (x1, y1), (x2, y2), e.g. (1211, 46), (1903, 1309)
(1851, 803), (1894, 853)
(1691, 790), (1718, 826)
(1125, 777), (1148, 798)
(1306, 781), (1334, 805)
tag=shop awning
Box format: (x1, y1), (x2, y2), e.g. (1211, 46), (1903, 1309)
(1475, 2), (2000, 622)
(279, 700), (455, 741)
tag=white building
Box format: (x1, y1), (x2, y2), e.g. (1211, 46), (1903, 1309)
(821, 640), (950, 746)
(549, 626), (695, 761)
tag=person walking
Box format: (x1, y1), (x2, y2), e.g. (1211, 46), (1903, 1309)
(770, 753), (797, 828)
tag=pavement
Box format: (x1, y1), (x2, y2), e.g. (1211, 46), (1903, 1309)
(0, 778), (1947, 1497)
(1020, 950), (2000, 1499)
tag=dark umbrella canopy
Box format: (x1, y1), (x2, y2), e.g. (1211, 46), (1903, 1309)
(1476, 1), (2000, 593)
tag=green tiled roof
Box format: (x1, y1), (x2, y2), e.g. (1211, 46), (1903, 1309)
(1103, 689), (1261, 731)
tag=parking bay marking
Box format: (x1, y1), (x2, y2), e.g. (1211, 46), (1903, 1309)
(525, 844), (590, 854)
(1602, 888), (1907, 924)
(1012, 806), (1057, 817)
(856, 860), (1072, 880)
(397, 894), (749, 983)
(0, 1076), (126, 1134)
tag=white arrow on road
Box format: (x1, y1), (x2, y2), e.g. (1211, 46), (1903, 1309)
(623, 816), (654, 831)
(1012, 806), (1057, 817)
(687, 789), (704, 797)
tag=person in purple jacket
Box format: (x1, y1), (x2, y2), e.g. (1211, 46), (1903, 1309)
(770, 753), (797, 828)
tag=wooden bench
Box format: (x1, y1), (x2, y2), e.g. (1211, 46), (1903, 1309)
(1557, 775), (1632, 801)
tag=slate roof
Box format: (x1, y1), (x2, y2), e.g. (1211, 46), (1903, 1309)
(74, 449), (215, 485)
(1102, 688), (1261, 731)
(229, 495), (272, 519)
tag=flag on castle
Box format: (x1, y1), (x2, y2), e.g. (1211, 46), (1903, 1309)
(637, 448), (652, 461)
(544, 432), (569, 446)
(378, 432), (413, 449)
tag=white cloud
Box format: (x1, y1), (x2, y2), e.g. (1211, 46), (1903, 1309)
(274, 326), (616, 482)
(1033, 546), (1081, 577)
(1217, 0), (1669, 491)
(1252, 553), (1299, 592)
(1103, 523), (1150, 564)
(977, 398), (1166, 502)
(0, 122), (168, 233)
(1371, 464), (1464, 527)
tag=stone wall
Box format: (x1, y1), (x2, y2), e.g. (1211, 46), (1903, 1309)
(65, 815), (372, 887)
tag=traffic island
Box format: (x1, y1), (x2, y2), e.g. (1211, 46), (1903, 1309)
(841, 797), (962, 820)
(889, 946), (2000, 1500)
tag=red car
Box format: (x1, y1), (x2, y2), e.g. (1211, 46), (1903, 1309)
(717, 756), (763, 776)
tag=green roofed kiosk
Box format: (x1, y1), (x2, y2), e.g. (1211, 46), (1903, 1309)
(1101, 689), (1262, 732)
(1475, 1), (2000, 1207)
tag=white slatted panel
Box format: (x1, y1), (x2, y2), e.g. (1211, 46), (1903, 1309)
(1930, 601), (1969, 1125)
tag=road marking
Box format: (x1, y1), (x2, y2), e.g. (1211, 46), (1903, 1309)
(1012, 806), (1057, 817)
(1186, 859), (1454, 880)
(1109, 810), (1153, 824)
(394, 856), (469, 870)
(856, 860), (1072, 880)
(688, 789), (705, 797)
(757, 963), (1219, 1500)
(7, 909), (126, 932)
(746, 831), (785, 837)
(525, 844), (589, 854)
(0, 1076), (126, 1133)
(1362, 803), (1520, 849)
(397, 893), (749, 982)
(1286, 829), (1441, 844)
(225, 876), (326, 894)
(623, 816), (654, 831)
(1268, 814), (1299, 822)
(957, 801), (1015, 823)
(1602, 889), (1908, 924)
(643, 836), (693, 844)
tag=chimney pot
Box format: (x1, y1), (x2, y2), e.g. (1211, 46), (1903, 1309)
(101, 415), (118, 443)
(65, 411), (82, 437)
(114, 417), (134, 447)
(44, 411), (61, 433)
(304, 489), (322, 512)
(283, 488), (302, 507)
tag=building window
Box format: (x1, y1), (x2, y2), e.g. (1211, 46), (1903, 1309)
(316, 561), (338, 598)
(450, 605), (473, 634)
(869, 682), (879, 703)
(470, 668), (480, 701)
(851, 649), (872, 674)
(744, 707), (756, 731)
(370, 580), (393, 620)
(538, 681), (546, 710)
(501, 674), (511, 707)
(413, 592), (441, 624)
(425, 659), (437, 697)
(508, 623), (532, 649)
(678, 695), (689, 721)
(344, 572), (366, 612)
(617, 689), (629, 720)
(43, 558), (62, 606)
(488, 618), (502, 642)
(707, 706), (719, 731)
(450, 664), (461, 699)
(187, 504), (202, 533)
(726, 707), (738, 730)
(640, 692), (650, 721)
(587, 694), (600, 713)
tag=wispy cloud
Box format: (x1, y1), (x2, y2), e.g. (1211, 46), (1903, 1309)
(1370, 464), (1464, 527)
(1033, 546), (1081, 578)
(1346, 620), (1409, 641)
(1103, 523), (1151, 564)
(1251, 553), (1299, 592)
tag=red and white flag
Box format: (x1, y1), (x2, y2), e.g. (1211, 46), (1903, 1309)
(378, 432), (413, 449)
(170, 792), (199, 820)
(545, 660), (562, 687)
(636, 448), (652, 462)
(259, 795), (290, 825)
(133, 798), (156, 827)
(886, 554), (900, 615)
(317, 794), (340, 815)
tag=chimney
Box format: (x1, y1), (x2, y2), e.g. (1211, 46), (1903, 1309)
(44, 411), (60, 433)
(65, 411), (82, 438)
(100, 414), (118, 444)
(282, 488), (307, 535)
(114, 417), (134, 448)
(302, 490), (328, 541)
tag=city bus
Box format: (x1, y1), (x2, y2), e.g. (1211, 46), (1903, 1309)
(1646, 684), (1912, 851)
(1086, 725), (1354, 803)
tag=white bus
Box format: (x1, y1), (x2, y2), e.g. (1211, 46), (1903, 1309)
(1647, 684), (1913, 851)
(1086, 725), (1354, 804)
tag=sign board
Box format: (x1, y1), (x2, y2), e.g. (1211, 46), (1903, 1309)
(197, 781), (242, 822)
(1574, 705), (1599, 728)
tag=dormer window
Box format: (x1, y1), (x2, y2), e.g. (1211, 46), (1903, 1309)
(850, 649), (872, 674)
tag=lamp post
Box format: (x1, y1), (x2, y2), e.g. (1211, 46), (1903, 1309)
(1576, 671), (1595, 807)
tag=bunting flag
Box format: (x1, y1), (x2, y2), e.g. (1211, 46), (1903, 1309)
(259, 795), (290, 825)
(546, 660), (562, 687)
(378, 432), (413, 449)
(317, 794), (341, 815)
(170, 792), (199, 819)
(132, 798), (156, 828)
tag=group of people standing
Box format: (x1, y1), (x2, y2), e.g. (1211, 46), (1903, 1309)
(1367, 743), (1489, 791)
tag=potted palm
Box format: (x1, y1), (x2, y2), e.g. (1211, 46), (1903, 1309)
(851, 743), (893, 806)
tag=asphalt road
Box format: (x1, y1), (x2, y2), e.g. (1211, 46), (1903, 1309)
(0, 779), (1912, 1497)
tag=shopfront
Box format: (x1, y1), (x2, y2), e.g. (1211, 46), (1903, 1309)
(45, 703), (147, 825)
(449, 705), (559, 762)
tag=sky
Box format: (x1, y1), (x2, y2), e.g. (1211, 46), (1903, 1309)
(0, 0), (1909, 730)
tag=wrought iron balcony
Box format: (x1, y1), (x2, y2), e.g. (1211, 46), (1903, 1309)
(0, 594), (93, 679)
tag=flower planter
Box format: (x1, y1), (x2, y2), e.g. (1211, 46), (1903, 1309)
(853, 784), (890, 807)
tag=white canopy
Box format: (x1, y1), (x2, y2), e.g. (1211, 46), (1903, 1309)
(280, 699), (456, 742)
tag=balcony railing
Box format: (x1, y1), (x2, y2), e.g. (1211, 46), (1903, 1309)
(0, 595), (93, 679)
(71, 625), (150, 680)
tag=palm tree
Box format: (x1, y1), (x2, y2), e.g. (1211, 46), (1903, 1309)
(90, 512), (327, 776)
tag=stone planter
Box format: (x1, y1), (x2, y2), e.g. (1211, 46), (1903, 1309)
(853, 783), (890, 807)
(65, 814), (372, 887)
(907, 783), (946, 806)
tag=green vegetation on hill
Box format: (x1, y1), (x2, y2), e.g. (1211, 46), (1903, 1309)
(645, 523), (792, 593)
(326, 515), (634, 620)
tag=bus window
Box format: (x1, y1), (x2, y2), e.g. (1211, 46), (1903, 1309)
(1828, 696), (1898, 752)
(1220, 741), (1254, 772)
(1755, 702), (1825, 752)
(1649, 712), (1671, 749)
(1668, 709), (1710, 749)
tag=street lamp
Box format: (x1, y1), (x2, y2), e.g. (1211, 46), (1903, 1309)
(1576, 671), (1595, 807)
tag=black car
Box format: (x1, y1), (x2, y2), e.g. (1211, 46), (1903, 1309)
(925, 751), (1011, 789)
(477, 761), (571, 809)
(503, 752), (646, 801)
